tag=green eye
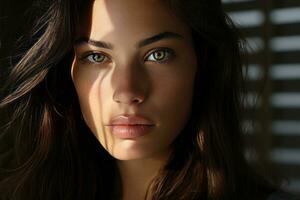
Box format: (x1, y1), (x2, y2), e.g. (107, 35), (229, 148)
(146, 48), (174, 62)
(85, 53), (107, 63)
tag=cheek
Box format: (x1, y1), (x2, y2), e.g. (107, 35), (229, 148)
(147, 69), (196, 154)
(152, 65), (196, 128)
(156, 58), (196, 108)
(71, 62), (104, 134)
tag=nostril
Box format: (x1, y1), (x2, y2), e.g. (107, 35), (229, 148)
(113, 91), (145, 105)
(132, 98), (142, 103)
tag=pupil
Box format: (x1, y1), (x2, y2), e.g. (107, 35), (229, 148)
(94, 55), (102, 61)
(155, 51), (164, 60)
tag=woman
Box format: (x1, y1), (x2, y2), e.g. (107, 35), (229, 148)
(0, 0), (297, 199)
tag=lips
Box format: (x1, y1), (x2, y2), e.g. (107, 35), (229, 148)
(106, 115), (155, 139)
(109, 115), (155, 125)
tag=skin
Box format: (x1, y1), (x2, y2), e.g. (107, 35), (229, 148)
(71, 0), (197, 199)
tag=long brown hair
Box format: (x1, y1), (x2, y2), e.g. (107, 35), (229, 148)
(0, 0), (275, 199)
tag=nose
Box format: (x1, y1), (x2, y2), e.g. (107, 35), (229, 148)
(112, 63), (148, 105)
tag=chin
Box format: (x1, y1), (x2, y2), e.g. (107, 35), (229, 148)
(107, 141), (159, 161)
(111, 150), (152, 161)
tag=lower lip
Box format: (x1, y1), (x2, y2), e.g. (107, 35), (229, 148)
(109, 125), (154, 139)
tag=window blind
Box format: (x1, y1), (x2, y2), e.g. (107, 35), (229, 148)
(222, 0), (300, 194)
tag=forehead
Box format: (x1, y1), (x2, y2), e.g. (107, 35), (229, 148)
(76, 0), (191, 42)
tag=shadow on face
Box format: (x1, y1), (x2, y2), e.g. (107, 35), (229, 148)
(71, 0), (198, 161)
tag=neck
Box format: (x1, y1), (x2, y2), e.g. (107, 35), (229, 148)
(116, 151), (170, 200)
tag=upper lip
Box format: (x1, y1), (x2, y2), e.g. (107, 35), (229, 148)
(107, 114), (155, 126)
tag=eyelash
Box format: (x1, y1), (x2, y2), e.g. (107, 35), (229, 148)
(145, 48), (175, 63)
(82, 51), (111, 64)
(81, 48), (175, 64)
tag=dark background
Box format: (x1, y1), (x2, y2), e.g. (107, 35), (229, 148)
(223, 0), (300, 194)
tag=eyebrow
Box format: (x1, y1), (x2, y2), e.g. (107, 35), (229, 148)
(74, 37), (113, 49)
(74, 31), (184, 49)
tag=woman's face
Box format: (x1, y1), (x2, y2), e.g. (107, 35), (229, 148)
(71, 0), (197, 160)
